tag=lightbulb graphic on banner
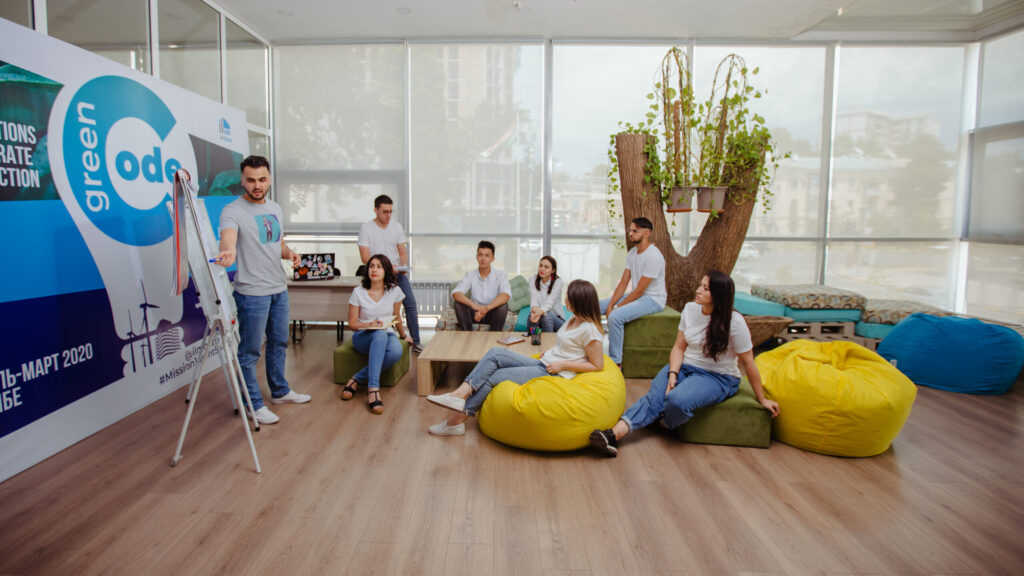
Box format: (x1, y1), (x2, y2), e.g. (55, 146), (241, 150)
(49, 75), (196, 376)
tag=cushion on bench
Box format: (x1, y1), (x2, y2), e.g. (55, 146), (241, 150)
(752, 284), (866, 311)
(861, 299), (951, 325)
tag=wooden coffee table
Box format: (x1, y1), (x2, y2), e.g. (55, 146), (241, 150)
(417, 331), (557, 395)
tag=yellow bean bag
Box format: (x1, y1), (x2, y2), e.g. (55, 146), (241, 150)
(755, 340), (917, 457)
(477, 354), (626, 451)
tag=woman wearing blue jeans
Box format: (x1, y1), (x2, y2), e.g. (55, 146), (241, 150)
(589, 271), (780, 457)
(340, 254), (412, 414)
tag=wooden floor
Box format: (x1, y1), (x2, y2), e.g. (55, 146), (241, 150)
(1, 327), (1022, 576)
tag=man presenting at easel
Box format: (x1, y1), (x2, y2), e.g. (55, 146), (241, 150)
(216, 155), (311, 425)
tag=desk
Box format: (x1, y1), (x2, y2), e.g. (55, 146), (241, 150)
(286, 275), (360, 342)
(416, 331), (557, 395)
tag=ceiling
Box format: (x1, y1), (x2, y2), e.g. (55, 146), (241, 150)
(212, 0), (1024, 44)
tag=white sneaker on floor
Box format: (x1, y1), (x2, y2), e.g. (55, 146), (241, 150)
(271, 390), (311, 404)
(426, 392), (466, 413)
(251, 406), (280, 424)
(428, 419), (465, 436)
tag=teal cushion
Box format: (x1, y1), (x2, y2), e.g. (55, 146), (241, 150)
(855, 321), (894, 339)
(508, 275), (530, 312)
(515, 307), (530, 331)
(783, 307), (862, 322)
(735, 292), (786, 316)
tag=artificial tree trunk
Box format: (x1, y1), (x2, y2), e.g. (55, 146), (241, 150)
(615, 132), (765, 311)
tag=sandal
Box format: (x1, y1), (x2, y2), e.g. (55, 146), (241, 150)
(368, 389), (384, 415)
(340, 378), (358, 401)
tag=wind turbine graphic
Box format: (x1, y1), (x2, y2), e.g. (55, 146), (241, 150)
(139, 281), (160, 366)
(125, 308), (138, 372)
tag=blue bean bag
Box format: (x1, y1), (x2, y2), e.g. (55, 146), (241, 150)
(877, 314), (1024, 395)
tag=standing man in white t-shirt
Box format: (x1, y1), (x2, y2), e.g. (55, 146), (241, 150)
(358, 194), (421, 354)
(601, 216), (668, 367)
(217, 155), (311, 425)
(451, 241), (511, 331)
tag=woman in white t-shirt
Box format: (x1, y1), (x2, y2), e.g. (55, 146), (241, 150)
(528, 255), (565, 333)
(426, 279), (605, 436)
(340, 254), (412, 414)
(589, 270), (780, 457)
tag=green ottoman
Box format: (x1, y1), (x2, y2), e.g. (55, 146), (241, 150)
(677, 377), (771, 448)
(621, 307), (681, 378)
(333, 339), (410, 387)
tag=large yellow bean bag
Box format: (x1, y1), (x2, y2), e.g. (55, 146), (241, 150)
(755, 340), (917, 457)
(477, 354), (626, 451)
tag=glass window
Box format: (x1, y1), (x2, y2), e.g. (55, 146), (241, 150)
(968, 126), (1024, 243)
(225, 20), (267, 128)
(965, 242), (1024, 325)
(979, 28), (1024, 128)
(158, 0), (220, 102)
(274, 44), (405, 234)
(731, 240), (820, 293)
(694, 46), (826, 238)
(410, 44), (543, 235)
(831, 46), (964, 238)
(826, 241), (958, 310)
(411, 237), (541, 283)
(1, 1), (32, 28)
(47, 0), (149, 72)
(551, 238), (627, 297)
(248, 131), (269, 158)
(552, 45), (671, 237)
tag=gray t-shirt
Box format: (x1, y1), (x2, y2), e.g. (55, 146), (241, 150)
(219, 197), (287, 296)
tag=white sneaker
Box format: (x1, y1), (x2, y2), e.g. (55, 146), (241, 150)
(251, 406), (280, 424)
(271, 390), (311, 405)
(426, 392), (466, 413)
(428, 419), (465, 436)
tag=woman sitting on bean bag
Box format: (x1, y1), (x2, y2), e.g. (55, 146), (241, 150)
(589, 270), (779, 457)
(426, 279), (605, 436)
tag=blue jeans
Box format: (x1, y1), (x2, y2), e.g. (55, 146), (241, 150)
(396, 273), (420, 345)
(600, 295), (664, 364)
(351, 329), (404, 390)
(528, 312), (565, 334)
(621, 363), (739, 431)
(234, 290), (291, 410)
(463, 348), (548, 416)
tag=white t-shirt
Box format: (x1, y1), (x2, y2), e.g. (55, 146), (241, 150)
(348, 285), (405, 333)
(528, 275), (564, 318)
(452, 268), (512, 306)
(540, 320), (604, 379)
(677, 302), (752, 378)
(357, 219), (406, 270)
(626, 245), (667, 308)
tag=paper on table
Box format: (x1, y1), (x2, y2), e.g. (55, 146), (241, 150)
(497, 335), (525, 345)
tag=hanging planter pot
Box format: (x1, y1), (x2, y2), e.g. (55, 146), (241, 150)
(697, 186), (728, 213)
(665, 185), (697, 212)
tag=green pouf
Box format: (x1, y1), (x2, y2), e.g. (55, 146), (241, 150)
(333, 339), (410, 388)
(676, 377), (771, 448)
(621, 307), (680, 378)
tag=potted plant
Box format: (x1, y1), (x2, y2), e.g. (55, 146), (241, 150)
(654, 47), (697, 212)
(693, 54), (787, 215)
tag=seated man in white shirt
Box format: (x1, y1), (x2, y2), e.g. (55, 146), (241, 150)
(451, 241), (512, 331)
(601, 216), (668, 367)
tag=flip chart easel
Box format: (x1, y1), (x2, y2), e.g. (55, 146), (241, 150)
(169, 170), (262, 473)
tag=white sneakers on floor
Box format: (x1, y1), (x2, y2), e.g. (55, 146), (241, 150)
(251, 406), (280, 424)
(271, 390), (312, 404)
(426, 392), (466, 412)
(428, 419), (466, 436)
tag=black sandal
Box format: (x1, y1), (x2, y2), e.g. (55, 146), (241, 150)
(340, 379), (358, 401)
(368, 389), (384, 414)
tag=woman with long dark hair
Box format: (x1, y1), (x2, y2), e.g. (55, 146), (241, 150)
(528, 255), (565, 333)
(589, 270), (779, 456)
(426, 279), (605, 436)
(340, 254), (412, 414)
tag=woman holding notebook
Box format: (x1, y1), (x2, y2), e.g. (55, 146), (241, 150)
(340, 254), (412, 414)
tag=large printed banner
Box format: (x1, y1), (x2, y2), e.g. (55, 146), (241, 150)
(0, 19), (248, 481)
